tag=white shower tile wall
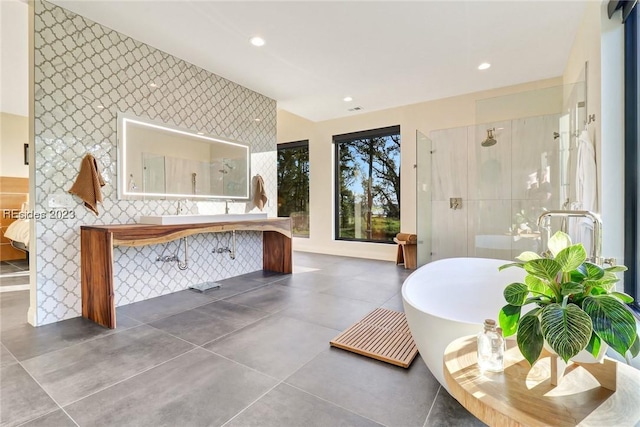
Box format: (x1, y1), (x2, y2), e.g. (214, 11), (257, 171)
(33, 1), (277, 325)
(430, 114), (561, 262)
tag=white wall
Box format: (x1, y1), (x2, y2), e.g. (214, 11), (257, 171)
(278, 77), (563, 261)
(0, 0), (29, 117)
(562, 1), (625, 271)
(0, 112), (29, 178)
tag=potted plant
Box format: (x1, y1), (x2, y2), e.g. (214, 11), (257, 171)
(498, 231), (639, 365)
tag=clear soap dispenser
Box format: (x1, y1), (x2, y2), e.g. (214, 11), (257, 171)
(477, 319), (504, 372)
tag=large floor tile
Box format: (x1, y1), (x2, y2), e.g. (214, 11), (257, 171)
(64, 348), (277, 427)
(0, 364), (58, 427)
(0, 275), (29, 287)
(22, 325), (194, 406)
(286, 348), (439, 427)
(0, 290), (29, 332)
(320, 276), (402, 305)
(222, 283), (311, 313)
(237, 270), (288, 283)
(0, 343), (17, 368)
(1, 316), (122, 361)
(0, 261), (28, 274)
(205, 315), (338, 380)
(226, 383), (382, 427)
(19, 410), (77, 427)
(273, 272), (338, 293)
(150, 300), (267, 346)
(197, 276), (269, 300)
(279, 292), (378, 331)
(425, 388), (486, 427)
(381, 292), (405, 312)
(116, 289), (216, 323)
(292, 252), (344, 269)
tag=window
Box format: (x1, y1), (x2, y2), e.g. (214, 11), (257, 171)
(334, 126), (401, 243)
(623, 4), (639, 310)
(277, 140), (309, 237)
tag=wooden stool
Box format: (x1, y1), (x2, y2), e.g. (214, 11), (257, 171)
(394, 233), (417, 269)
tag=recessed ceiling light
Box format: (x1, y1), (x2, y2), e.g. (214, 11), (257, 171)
(96, 105), (104, 109)
(343, 96), (353, 102)
(254, 118), (262, 122)
(478, 62), (491, 70)
(148, 82), (158, 88)
(197, 132), (204, 135)
(250, 36), (265, 47)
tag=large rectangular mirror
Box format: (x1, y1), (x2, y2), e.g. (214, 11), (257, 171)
(117, 113), (250, 200)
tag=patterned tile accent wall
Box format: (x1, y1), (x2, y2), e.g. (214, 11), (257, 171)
(34, 1), (277, 325)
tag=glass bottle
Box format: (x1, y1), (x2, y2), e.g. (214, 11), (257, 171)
(477, 319), (504, 372)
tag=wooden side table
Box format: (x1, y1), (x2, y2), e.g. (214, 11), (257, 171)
(443, 335), (640, 427)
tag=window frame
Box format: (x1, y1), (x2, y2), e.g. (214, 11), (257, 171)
(277, 139), (310, 238)
(333, 125), (401, 244)
(623, 5), (639, 310)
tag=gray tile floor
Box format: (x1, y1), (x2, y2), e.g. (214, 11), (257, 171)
(0, 252), (486, 426)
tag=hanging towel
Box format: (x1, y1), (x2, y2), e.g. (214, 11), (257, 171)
(68, 154), (105, 215)
(573, 129), (597, 252)
(253, 174), (267, 211)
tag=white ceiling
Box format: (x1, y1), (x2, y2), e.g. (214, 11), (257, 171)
(4, 1), (588, 122)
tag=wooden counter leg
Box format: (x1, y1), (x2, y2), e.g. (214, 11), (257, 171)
(81, 228), (116, 328)
(263, 231), (292, 274)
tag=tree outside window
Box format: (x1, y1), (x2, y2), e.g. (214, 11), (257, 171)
(277, 140), (309, 237)
(334, 126), (400, 243)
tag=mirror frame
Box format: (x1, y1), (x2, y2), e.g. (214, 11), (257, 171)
(117, 112), (251, 200)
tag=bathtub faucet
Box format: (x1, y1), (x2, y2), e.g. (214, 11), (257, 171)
(537, 210), (602, 265)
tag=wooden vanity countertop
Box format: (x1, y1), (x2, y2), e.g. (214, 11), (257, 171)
(81, 217), (292, 247)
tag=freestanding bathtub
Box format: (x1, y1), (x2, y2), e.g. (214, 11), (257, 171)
(402, 257), (526, 390)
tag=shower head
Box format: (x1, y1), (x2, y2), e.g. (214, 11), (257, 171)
(481, 128), (497, 147)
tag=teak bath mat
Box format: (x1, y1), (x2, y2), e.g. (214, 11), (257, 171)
(330, 308), (418, 368)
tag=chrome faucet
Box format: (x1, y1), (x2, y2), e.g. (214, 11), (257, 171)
(176, 199), (186, 215)
(537, 210), (603, 264)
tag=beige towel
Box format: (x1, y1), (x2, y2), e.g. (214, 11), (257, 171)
(68, 154), (105, 215)
(253, 174), (267, 211)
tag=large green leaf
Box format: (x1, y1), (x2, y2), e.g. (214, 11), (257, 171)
(554, 244), (587, 273)
(605, 265), (628, 273)
(611, 292), (634, 304)
(504, 283), (529, 306)
(525, 275), (553, 297)
(524, 259), (562, 282)
(583, 262), (605, 280)
(630, 334), (640, 358)
(540, 303), (592, 362)
(516, 251), (542, 262)
(583, 295), (637, 357)
(498, 304), (521, 337)
(560, 282), (584, 296)
(498, 262), (524, 272)
(548, 231), (572, 257)
(516, 313), (544, 365)
(585, 332), (602, 359)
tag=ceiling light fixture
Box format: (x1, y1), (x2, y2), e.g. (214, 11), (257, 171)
(343, 96), (353, 102)
(254, 118), (262, 122)
(148, 82), (158, 88)
(478, 62), (491, 70)
(250, 36), (265, 47)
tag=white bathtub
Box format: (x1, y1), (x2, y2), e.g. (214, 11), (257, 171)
(402, 257), (526, 390)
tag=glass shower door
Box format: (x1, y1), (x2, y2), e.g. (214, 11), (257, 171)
(416, 131), (432, 267)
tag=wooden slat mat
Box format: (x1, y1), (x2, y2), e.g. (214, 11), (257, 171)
(330, 308), (418, 368)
